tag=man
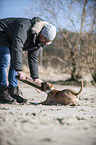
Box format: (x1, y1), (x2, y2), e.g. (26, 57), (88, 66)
(0, 17), (56, 104)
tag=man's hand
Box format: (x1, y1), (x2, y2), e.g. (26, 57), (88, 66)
(16, 71), (29, 80)
(34, 78), (43, 84)
(34, 78), (43, 93)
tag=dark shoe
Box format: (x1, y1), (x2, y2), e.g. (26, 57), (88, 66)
(9, 86), (28, 103)
(0, 86), (16, 103)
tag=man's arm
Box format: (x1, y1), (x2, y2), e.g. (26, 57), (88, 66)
(12, 22), (29, 71)
(28, 49), (40, 79)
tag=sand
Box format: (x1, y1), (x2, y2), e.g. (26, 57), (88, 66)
(0, 67), (96, 145)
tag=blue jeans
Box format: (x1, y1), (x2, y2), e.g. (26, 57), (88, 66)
(0, 46), (18, 88)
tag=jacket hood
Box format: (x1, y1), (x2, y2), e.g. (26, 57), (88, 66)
(31, 20), (49, 35)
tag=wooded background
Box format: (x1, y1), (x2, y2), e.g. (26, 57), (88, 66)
(23, 0), (96, 83)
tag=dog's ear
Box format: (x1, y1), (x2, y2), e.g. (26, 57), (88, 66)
(46, 82), (53, 90)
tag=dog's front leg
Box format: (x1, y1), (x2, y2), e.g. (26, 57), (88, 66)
(40, 99), (52, 105)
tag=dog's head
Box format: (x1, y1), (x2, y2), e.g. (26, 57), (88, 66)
(41, 82), (54, 93)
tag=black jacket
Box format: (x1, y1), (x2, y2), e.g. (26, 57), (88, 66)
(0, 17), (45, 79)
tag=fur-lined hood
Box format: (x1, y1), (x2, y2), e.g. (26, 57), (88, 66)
(31, 20), (49, 35)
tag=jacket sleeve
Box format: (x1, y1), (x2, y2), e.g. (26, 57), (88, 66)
(28, 49), (40, 79)
(12, 22), (29, 71)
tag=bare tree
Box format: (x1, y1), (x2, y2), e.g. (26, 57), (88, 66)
(26, 0), (96, 82)
(79, 0), (96, 82)
(39, 0), (96, 82)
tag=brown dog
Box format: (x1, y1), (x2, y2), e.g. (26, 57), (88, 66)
(39, 81), (83, 106)
(16, 75), (83, 106)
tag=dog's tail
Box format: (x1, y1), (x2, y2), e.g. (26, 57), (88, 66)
(71, 80), (83, 96)
(76, 81), (83, 95)
(66, 81), (83, 96)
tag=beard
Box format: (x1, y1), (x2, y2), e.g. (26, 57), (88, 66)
(36, 35), (46, 47)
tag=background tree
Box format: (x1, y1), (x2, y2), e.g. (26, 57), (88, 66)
(26, 0), (96, 82)
(79, 0), (96, 82)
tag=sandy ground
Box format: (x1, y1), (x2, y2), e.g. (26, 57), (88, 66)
(0, 67), (96, 145)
